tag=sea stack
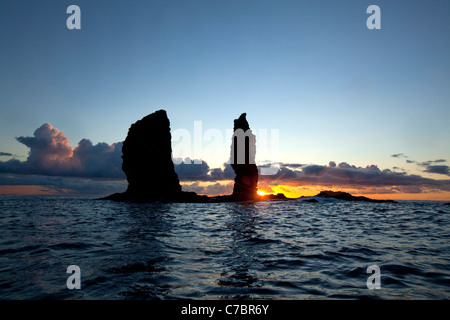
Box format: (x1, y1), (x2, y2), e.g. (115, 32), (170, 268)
(121, 110), (182, 200)
(102, 110), (274, 203)
(230, 113), (259, 200)
(104, 110), (189, 202)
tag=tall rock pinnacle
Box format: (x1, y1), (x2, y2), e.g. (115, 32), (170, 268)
(230, 113), (259, 200)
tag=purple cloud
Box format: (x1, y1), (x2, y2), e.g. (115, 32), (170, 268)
(0, 124), (124, 178)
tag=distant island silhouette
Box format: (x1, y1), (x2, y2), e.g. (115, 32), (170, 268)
(102, 110), (395, 203)
(304, 190), (396, 203)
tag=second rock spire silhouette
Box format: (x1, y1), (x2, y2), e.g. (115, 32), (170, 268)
(230, 113), (259, 201)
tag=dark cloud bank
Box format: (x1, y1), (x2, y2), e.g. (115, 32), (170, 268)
(1, 124), (450, 196)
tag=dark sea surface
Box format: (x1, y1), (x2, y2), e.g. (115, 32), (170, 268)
(0, 195), (449, 300)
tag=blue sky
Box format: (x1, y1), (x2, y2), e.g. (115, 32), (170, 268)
(1, 0), (450, 197)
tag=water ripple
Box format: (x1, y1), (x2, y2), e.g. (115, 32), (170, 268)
(0, 196), (449, 299)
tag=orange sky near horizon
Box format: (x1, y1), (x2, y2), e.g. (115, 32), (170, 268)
(259, 184), (450, 201)
(1, 183), (450, 201)
(0, 185), (64, 196)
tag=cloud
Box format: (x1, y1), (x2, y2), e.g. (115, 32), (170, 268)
(423, 165), (450, 176)
(174, 158), (211, 180)
(419, 159), (447, 167)
(209, 164), (236, 180)
(0, 124), (124, 178)
(0, 152), (13, 157)
(0, 124), (236, 183)
(279, 163), (307, 168)
(73, 139), (124, 178)
(181, 181), (234, 196)
(391, 153), (408, 158)
(259, 161), (450, 193)
(394, 156), (450, 178)
(174, 158), (236, 181)
(415, 159), (450, 177)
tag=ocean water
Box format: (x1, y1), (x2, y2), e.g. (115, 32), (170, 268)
(0, 196), (449, 300)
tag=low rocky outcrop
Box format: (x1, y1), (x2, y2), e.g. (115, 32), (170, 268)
(312, 190), (396, 203)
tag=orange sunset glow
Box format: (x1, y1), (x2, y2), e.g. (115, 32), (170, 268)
(1, 181), (450, 201)
(262, 184), (450, 201)
(0, 185), (64, 196)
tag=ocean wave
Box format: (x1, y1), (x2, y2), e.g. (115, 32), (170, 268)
(0, 196), (449, 299)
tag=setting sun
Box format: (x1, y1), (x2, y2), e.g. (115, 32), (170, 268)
(257, 189), (272, 196)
